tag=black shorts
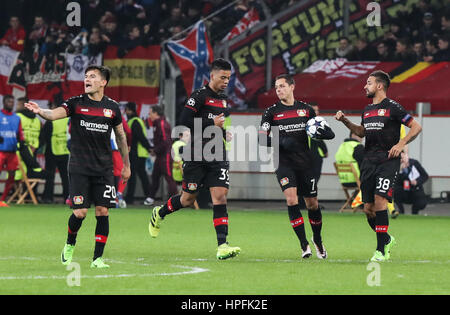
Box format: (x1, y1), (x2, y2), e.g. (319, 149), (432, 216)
(69, 173), (117, 209)
(360, 158), (400, 204)
(182, 161), (229, 194)
(275, 165), (318, 198)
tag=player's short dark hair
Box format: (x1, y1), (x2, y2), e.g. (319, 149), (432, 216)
(151, 105), (164, 116)
(211, 58), (231, 71)
(275, 74), (295, 86)
(85, 65), (111, 85)
(369, 70), (391, 90)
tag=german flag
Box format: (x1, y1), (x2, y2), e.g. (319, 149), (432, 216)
(103, 45), (160, 104)
(390, 62), (448, 83)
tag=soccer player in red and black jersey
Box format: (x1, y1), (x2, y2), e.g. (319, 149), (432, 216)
(25, 65), (131, 268)
(148, 58), (241, 260)
(335, 70), (422, 262)
(259, 74), (334, 260)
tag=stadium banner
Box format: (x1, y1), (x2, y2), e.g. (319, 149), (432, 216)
(0, 46), (21, 96)
(257, 59), (450, 112)
(103, 45), (160, 105)
(228, 0), (418, 107)
(3, 47), (102, 105)
(64, 53), (102, 99)
(221, 7), (261, 42)
(167, 20), (214, 96)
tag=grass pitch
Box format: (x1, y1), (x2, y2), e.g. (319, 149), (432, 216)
(0, 204), (449, 295)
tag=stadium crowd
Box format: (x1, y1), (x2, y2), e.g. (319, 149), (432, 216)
(0, 0), (293, 58)
(335, 0), (450, 62)
(1, 0), (448, 60)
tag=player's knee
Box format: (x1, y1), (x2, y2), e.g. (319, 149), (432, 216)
(95, 207), (109, 216)
(73, 209), (88, 218)
(285, 195), (298, 206)
(180, 192), (197, 207)
(212, 194), (227, 205)
(304, 197), (318, 210)
(374, 195), (388, 210)
(363, 203), (375, 217)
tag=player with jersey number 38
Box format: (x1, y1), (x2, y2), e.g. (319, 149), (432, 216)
(335, 70), (422, 262)
(25, 65), (131, 269)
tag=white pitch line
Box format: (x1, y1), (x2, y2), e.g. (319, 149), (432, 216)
(0, 265), (209, 281)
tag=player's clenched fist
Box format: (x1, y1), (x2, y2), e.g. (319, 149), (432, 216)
(334, 110), (345, 121)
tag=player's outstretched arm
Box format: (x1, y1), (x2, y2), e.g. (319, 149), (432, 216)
(388, 120), (422, 158)
(334, 110), (365, 138)
(24, 101), (67, 121)
(114, 123), (131, 183)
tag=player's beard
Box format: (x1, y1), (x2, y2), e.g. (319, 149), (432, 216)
(366, 90), (375, 98)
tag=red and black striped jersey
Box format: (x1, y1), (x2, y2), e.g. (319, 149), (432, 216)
(361, 97), (413, 162)
(260, 100), (316, 170)
(60, 94), (122, 175)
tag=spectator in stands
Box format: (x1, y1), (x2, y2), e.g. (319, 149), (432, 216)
(28, 15), (48, 47)
(0, 16), (26, 52)
(394, 152), (429, 215)
(169, 24), (185, 40)
(423, 36), (440, 61)
(69, 29), (89, 55)
(409, 0), (436, 28)
(82, 0), (113, 30)
(348, 37), (377, 61)
(117, 24), (148, 58)
(87, 27), (107, 56)
(334, 36), (353, 59)
(115, 0), (148, 28)
(393, 38), (416, 64)
(99, 13), (121, 45)
(441, 11), (450, 36)
(184, 2), (203, 26)
(414, 12), (441, 43)
(433, 35), (450, 61)
(375, 41), (394, 61)
(383, 20), (408, 52)
(159, 6), (187, 41)
(412, 40), (425, 61)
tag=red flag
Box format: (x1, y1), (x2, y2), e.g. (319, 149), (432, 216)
(222, 8), (260, 42)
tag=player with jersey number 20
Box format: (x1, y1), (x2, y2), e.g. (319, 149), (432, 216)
(25, 65), (131, 269)
(335, 70), (422, 262)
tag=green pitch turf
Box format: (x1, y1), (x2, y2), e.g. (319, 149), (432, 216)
(0, 205), (449, 295)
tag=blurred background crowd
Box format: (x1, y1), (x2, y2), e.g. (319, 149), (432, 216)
(0, 0), (448, 61)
